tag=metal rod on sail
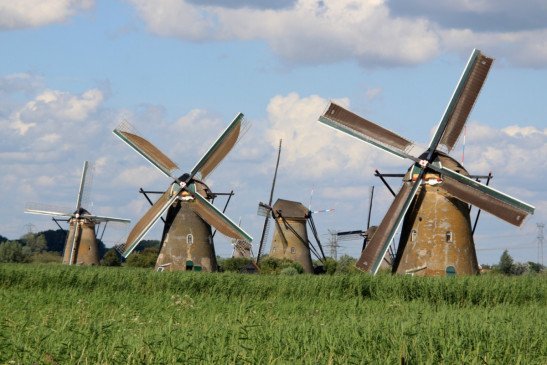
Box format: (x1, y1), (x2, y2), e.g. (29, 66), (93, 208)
(374, 170), (396, 197)
(367, 186), (374, 230)
(472, 172), (493, 235)
(212, 190), (234, 238)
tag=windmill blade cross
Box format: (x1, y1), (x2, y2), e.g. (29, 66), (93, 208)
(190, 113), (247, 181)
(428, 49), (493, 153)
(113, 122), (179, 179)
(356, 172), (423, 274)
(318, 102), (418, 161)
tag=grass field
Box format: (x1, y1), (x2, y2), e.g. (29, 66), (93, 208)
(0, 264), (545, 364)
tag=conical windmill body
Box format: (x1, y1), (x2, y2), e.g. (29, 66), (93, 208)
(269, 199), (315, 273)
(63, 208), (100, 265)
(156, 180), (218, 271)
(319, 49), (535, 276)
(257, 140), (327, 273)
(25, 161), (130, 265)
(113, 113), (252, 272)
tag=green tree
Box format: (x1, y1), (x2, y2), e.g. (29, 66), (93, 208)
(527, 261), (544, 273)
(101, 248), (122, 267)
(259, 257), (303, 274)
(125, 247), (158, 268)
(31, 251), (62, 264)
(219, 257), (253, 272)
(0, 241), (31, 263)
(322, 257), (338, 275)
(498, 249), (514, 275)
(22, 233), (47, 253)
(336, 255), (358, 274)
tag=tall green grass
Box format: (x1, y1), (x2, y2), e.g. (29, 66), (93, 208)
(0, 264), (545, 364)
(1, 264), (544, 305)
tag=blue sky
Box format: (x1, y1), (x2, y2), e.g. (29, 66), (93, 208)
(1, 0), (545, 264)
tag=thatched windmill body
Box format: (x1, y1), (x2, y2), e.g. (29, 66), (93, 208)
(319, 49), (535, 276)
(113, 113), (252, 272)
(25, 161), (130, 265)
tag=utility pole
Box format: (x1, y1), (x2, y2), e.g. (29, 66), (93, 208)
(537, 223), (544, 266)
(327, 230), (339, 260)
(24, 223), (35, 235)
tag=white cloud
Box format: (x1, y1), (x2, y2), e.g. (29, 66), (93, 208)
(113, 165), (165, 188)
(365, 87), (383, 101)
(4, 88), (104, 138)
(127, 0), (547, 68)
(265, 92), (407, 180)
(0, 0), (93, 29)
(441, 28), (547, 68)
(462, 122), (547, 181)
(502, 125), (545, 137)
(128, 0), (440, 67)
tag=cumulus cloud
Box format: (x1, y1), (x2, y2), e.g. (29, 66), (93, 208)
(0, 0), (94, 29)
(265, 92), (408, 180)
(4, 88), (103, 136)
(463, 123), (547, 180)
(126, 0), (547, 68)
(128, 0), (439, 67)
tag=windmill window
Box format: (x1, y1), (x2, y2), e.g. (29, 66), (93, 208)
(187, 234), (193, 245)
(290, 247), (296, 254)
(446, 266), (456, 276)
(446, 231), (453, 243)
(410, 230), (417, 242)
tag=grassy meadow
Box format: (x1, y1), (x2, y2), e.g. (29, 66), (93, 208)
(0, 264), (545, 364)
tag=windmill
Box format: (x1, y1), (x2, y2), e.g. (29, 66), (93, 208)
(113, 113), (252, 272)
(257, 140), (327, 273)
(25, 161), (130, 265)
(318, 49), (535, 276)
(332, 186), (393, 267)
(231, 218), (253, 258)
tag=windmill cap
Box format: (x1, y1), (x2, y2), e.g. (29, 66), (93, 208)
(273, 198), (309, 219)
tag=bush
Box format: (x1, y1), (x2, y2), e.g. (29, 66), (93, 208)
(321, 257), (338, 275)
(259, 257), (304, 274)
(280, 267), (299, 275)
(219, 257), (253, 272)
(101, 249), (122, 267)
(31, 251), (62, 264)
(0, 241), (31, 263)
(125, 247), (158, 268)
(336, 255), (358, 274)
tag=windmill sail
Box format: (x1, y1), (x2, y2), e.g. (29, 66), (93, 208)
(121, 185), (181, 257)
(89, 215), (131, 223)
(113, 122), (179, 178)
(433, 166), (534, 226)
(356, 178), (422, 273)
(430, 49), (493, 152)
(25, 208), (72, 218)
(75, 161), (89, 211)
(319, 102), (417, 159)
(190, 113), (248, 180)
(191, 187), (253, 243)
